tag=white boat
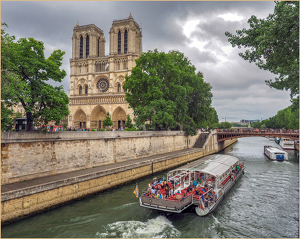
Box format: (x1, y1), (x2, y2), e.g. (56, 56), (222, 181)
(279, 138), (295, 150)
(139, 154), (244, 216)
(264, 145), (288, 161)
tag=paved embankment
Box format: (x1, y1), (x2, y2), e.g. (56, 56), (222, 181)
(1, 131), (237, 223)
(1, 147), (208, 223)
(1, 148), (202, 201)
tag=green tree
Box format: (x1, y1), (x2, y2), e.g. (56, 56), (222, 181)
(258, 105), (299, 130)
(124, 114), (134, 129)
(225, 1), (299, 109)
(211, 123), (220, 129)
(1, 23), (69, 131)
(251, 121), (261, 128)
(1, 102), (14, 131)
(103, 112), (113, 129)
(123, 49), (214, 135)
(219, 122), (232, 129)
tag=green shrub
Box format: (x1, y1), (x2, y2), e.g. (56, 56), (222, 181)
(125, 127), (137, 131)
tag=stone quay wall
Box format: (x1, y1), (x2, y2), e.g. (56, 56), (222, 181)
(1, 131), (199, 185)
(1, 130), (237, 223)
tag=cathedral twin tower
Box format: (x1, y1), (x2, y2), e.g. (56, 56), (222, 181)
(68, 13), (142, 129)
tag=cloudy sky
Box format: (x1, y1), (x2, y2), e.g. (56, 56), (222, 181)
(2, 1), (292, 122)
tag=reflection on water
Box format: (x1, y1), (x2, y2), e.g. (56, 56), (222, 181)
(1, 137), (299, 238)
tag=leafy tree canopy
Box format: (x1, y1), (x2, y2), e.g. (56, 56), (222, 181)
(1, 102), (14, 131)
(225, 1), (299, 109)
(123, 49), (214, 135)
(124, 115), (134, 129)
(103, 112), (113, 128)
(219, 122), (233, 129)
(251, 106), (299, 130)
(1, 23), (69, 131)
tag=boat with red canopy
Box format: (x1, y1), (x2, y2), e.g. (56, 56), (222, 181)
(139, 154), (244, 216)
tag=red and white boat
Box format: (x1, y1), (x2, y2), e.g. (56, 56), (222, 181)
(139, 154), (244, 216)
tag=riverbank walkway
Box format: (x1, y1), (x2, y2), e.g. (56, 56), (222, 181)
(1, 147), (204, 201)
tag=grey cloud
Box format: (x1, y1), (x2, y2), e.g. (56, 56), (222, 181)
(1, 1), (288, 122)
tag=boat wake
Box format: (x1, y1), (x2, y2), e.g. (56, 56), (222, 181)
(94, 215), (180, 238)
(112, 202), (137, 210)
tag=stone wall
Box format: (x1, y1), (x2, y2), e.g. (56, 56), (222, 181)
(1, 148), (205, 223)
(1, 131), (238, 223)
(1, 131), (199, 184)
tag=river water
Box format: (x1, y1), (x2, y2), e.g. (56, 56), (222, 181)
(2, 137), (299, 238)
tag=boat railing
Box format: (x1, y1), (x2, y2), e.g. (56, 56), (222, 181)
(140, 192), (193, 212)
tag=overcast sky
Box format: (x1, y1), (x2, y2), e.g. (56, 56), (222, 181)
(2, 1), (293, 122)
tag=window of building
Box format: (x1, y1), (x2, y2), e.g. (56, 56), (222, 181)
(118, 31), (121, 54)
(86, 35), (89, 57)
(118, 83), (121, 92)
(79, 86), (82, 95)
(85, 85), (88, 94)
(124, 30), (128, 54)
(80, 36), (83, 58)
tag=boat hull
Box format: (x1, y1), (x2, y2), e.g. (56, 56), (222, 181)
(279, 138), (295, 150)
(195, 168), (244, 216)
(264, 146), (288, 161)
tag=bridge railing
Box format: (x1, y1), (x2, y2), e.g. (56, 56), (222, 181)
(216, 131), (299, 142)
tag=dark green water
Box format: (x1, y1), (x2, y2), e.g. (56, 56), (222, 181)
(2, 137), (299, 238)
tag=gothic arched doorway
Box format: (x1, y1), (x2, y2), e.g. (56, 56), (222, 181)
(90, 105), (106, 129)
(73, 109), (87, 129)
(112, 107), (126, 130)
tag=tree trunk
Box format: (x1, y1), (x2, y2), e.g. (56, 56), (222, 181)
(26, 111), (33, 131)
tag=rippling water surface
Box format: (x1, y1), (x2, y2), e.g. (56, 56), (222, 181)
(2, 137), (299, 238)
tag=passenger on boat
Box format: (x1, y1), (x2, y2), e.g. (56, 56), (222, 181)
(165, 183), (170, 196)
(151, 187), (155, 195)
(204, 197), (209, 207)
(148, 181), (153, 190)
(197, 177), (202, 184)
(193, 180), (197, 188)
(212, 192), (217, 202)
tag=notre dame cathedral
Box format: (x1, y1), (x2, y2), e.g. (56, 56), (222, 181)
(68, 13), (142, 129)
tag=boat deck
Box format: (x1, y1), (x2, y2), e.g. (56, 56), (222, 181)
(140, 167), (244, 214)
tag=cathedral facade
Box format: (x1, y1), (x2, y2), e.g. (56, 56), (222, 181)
(68, 13), (142, 129)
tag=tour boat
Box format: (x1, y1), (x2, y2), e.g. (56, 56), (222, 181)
(264, 145), (288, 161)
(139, 154), (244, 216)
(279, 138), (295, 150)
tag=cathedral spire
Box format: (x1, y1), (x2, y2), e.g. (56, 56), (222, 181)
(129, 12), (133, 19)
